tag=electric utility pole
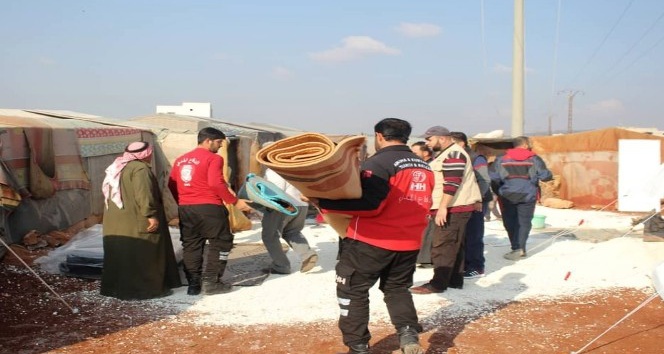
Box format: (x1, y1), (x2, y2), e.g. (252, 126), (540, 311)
(511, 0), (525, 137)
(558, 90), (583, 133)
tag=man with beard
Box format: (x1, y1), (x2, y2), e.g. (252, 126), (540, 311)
(411, 126), (481, 294)
(101, 141), (182, 300)
(169, 127), (252, 295)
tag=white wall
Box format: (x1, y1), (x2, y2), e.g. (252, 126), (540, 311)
(618, 139), (661, 212)
(156, 102), (212, 118)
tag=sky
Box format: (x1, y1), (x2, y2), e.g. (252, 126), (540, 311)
(2, 1), (664, 136)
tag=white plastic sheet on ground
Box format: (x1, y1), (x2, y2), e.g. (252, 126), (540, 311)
(34, 225), (183, 274)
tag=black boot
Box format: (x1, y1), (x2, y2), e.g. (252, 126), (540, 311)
(186, 275), (201, 296)
(449, 272), (464, 289)
(216, 259), (229, 280)
(348, 343), (370, 354)
(202, 281), (232, 295)
(202, 276), (233, 295)
(397, 326), (423, 354)
(187, 284), (201, 295)
(430, 266), (452, 291)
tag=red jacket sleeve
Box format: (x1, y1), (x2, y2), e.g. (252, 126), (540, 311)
(207, 155), (238, 205)
(168, 167), (179, 203)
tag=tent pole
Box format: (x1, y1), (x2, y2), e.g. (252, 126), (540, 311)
(0, 237), (79, 314)
(570, 292), (659, 354)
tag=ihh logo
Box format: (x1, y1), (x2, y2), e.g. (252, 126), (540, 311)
(410, 182), (427, 192)
(411, 171), (427, 183)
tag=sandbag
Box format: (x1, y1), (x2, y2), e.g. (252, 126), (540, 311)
(541, 197), (574, 209)
(226, 204), (252, 233)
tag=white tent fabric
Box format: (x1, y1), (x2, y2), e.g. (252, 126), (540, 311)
(641, 163), (664, 199)
(654, 261), (664, 301)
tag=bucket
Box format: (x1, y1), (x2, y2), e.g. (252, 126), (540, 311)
(532, 214), (546, 229)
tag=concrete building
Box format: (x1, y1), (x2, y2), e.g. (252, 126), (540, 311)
(156, 102), (212, 118)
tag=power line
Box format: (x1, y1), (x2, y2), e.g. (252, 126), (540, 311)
(604, 9), (664, 75)
(547, 0), (563, 135)
(480, 0), (488, 71)
(479, 0), (504, 119)
(598, 8), (664, 85)
(607, 30), (664, 83)
(567, 0), (635, 87)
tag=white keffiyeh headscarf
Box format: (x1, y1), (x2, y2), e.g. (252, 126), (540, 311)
(102, 141), (153, 209)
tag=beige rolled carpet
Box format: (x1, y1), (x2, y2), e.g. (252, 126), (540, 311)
(256, 133), (365, 237)
(256, 133), (365, 199)
(320, 212), (353, 238)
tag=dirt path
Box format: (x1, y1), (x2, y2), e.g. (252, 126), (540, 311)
(2, 252), (663, 354)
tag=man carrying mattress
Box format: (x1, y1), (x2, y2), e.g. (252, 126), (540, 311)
(312, 118), (434, 354)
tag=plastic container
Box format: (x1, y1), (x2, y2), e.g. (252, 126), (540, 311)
(532, 214), (547, 229)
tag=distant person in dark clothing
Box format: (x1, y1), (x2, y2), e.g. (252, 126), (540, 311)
(491, 136), (552, 261)
(168, 127), (253, 295)
(101, 141), (182, 300)
(487, 191), (502, 221)
(410, 141), (434, 162)
(314, 118), (434, 354)
(412, 141), (436, 268)
(450, 132), (491, 279)
(483, 154), (503, 221)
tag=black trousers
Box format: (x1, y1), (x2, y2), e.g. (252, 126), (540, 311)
(336, 238), (421, 347)
(464, 210), (486, 272)
(178, 204), (233, 284)
(499, 199), (535, 252)
(429, 211), (472, 290)
(416, 220), (434, 265)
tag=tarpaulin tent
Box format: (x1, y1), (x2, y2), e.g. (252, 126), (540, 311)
(126, 114), (285, 191)
(466, 127), (664, 210)
(529, 127), (664, 209)
(0, 109), (169, 245)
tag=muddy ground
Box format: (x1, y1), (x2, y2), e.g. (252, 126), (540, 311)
(1, 245), (663, 354)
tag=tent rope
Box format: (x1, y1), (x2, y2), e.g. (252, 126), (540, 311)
(0, 237), (79, 314)
(619, 207), (664, 238)
(530, 202), (662, 255)
(570, 292), (659, 354)
(528, 199), (618, 254)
